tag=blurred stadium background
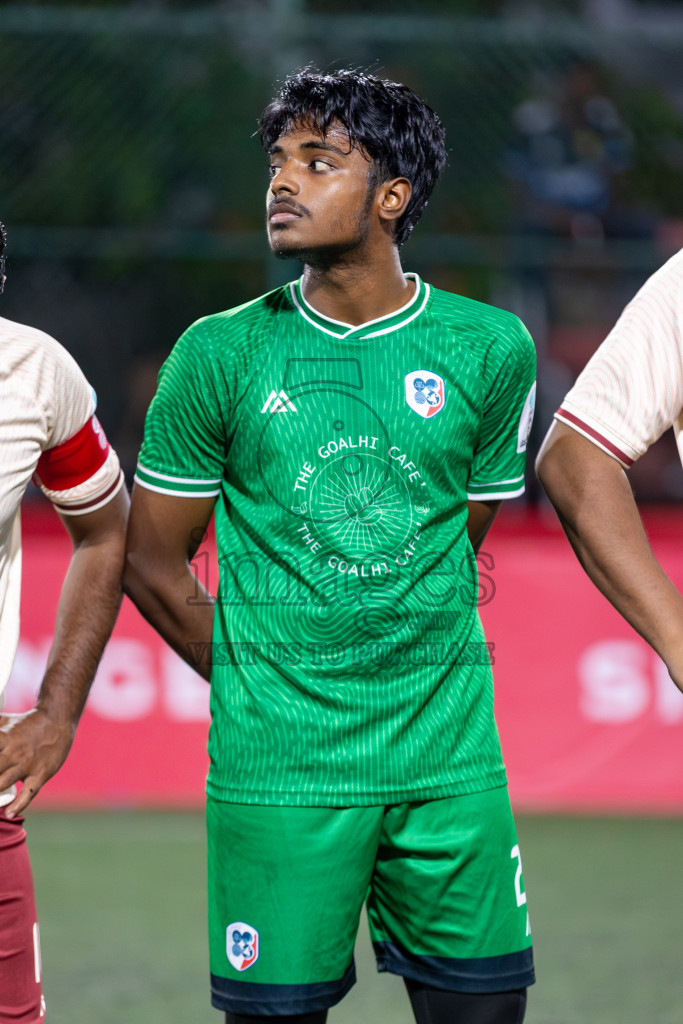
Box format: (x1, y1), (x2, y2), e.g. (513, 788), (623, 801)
(3, 0), (683, 1020)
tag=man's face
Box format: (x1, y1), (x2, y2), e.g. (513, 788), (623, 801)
(266, 121), (377, 264)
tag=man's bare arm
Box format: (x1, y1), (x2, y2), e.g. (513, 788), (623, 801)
(0, 485), (129, 816)
(123, 484), (216, 682)
(536, 420), (683, 688)
(466, 499), (502, 555)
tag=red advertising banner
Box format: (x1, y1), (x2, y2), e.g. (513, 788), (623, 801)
(483, 510), (683, 812)
(5, 503), (683, 812)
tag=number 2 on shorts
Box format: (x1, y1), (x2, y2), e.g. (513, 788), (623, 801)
(510, 844), (527, 907)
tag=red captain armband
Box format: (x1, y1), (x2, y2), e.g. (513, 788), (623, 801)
(36, 415), (110, 490)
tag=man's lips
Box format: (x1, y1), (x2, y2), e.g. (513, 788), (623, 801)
(270, 211), (299, 224)
(268, 202), (306, 224)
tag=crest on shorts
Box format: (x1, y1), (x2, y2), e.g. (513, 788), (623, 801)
(405, 370), (445, 418)
(226, 922), (259, 971)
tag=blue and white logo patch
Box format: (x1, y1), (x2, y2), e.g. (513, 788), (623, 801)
(227, 921), (259, 972)
(405, 370), (445, 418)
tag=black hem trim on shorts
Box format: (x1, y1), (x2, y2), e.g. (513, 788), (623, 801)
(210, 962), (356, 1015)
(373, 941), (535, 993)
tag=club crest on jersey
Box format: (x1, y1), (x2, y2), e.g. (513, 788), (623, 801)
(227, 922), (259, 971)
(405, 371), (445, 418)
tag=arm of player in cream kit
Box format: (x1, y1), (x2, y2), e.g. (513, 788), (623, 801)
(124, 484), (217, 683)
(0, 484), (129, 816)
(536, 419), (683, 691)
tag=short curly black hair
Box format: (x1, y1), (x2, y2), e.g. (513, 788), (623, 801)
(0, 221), (6, 294)
(259, 68), (447, 248)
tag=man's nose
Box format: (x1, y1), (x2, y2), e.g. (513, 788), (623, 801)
(270, 163), (299, 197)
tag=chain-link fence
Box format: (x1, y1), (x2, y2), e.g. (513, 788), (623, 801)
(2, 3), (683, 490)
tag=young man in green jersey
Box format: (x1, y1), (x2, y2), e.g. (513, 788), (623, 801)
(125, 69), (536, 1024)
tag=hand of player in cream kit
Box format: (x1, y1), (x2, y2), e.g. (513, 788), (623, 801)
(0, 708), (76, 817)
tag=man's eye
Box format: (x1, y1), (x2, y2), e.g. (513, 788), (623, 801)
(268, 165), (279, 178)
(311, 159), (331, 171)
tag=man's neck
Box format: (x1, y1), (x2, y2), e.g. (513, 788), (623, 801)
(300, 248), (414, 327)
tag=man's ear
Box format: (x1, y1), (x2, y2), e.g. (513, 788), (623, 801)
(377, 177), (412, 226)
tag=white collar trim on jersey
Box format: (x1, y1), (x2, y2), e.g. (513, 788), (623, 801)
(289, 273), (430, 339)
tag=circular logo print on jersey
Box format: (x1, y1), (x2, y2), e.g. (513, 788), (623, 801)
(405, 370), (445, 418)
(256, 387), (391, 524)
(308, 453), (414, 559)
(226, 922), (259, 971)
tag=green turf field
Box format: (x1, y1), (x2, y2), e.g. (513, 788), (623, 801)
(27, 811), (683, 1023)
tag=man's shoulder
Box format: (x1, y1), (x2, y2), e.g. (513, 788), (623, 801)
(652, 246), (683, 283)
(425, 284), (534, 363)
(1, 314), (61, 353)
(185, 284), (293, 342)
(0, 315), (83, 379)
(630, 247), (683, 313)
(0, 317), (93, 440)
(427, 284), (526, 332)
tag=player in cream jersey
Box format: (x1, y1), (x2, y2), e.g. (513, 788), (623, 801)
(554, 247), (683, 467)
(0, 222), (128, 1024)
(0, 322), (125, 724)
(537, 247), (683, 696)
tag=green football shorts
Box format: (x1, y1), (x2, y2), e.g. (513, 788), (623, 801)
(207, 786), (534, 1016)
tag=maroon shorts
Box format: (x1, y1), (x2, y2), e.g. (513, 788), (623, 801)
(0, 811), (44, 1023)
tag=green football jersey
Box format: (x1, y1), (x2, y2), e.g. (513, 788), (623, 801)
(136, 274), (536, 805)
